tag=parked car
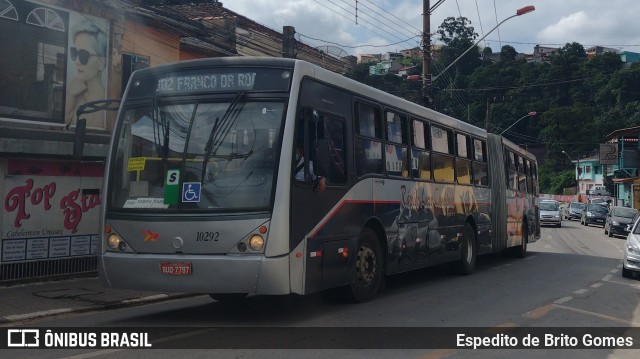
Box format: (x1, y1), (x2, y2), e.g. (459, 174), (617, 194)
(622, 216), (640, 278)
(581, 203), (609, 227)
(589, 185), (610, 196)
(604, 206), (638, 237)
(539, 200), (562, 227)
(588, 197), (610, 207)
(563, 201), (586, 221)
(627, 211), (640, 233)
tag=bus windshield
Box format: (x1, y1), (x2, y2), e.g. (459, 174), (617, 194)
(109, 98), (285, 212)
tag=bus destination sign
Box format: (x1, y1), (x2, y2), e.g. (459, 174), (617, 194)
(157, 72), (257, 93)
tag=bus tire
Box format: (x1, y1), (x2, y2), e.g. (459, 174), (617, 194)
(456, 223), (476, 275)
(345, 228), (383, 303)
(209, 293), (248, 303)
(514, 222), (528, 258)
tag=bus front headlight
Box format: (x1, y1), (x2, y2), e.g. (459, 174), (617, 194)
(107, 233), (123, 250)
(249, 235), (265, 251)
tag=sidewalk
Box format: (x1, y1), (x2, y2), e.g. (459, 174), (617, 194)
(0, 276), (194, 324)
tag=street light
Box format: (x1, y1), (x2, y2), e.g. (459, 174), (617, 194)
(562, 150), (580, 196)
(431, 5), (535, 84)
(499, 111), (537, 135)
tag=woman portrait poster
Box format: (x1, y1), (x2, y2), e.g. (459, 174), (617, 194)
(65, 14), (108, 129)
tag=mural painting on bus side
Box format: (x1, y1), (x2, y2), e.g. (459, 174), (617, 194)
(392, 182), (479, 269)
(506, 190), (525, 246)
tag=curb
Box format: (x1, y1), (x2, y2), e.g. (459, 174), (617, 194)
(0, 293), (199, 324)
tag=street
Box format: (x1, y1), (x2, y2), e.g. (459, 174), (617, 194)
(3, 219), (640, 358)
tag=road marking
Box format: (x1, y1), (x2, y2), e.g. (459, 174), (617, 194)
(416, 349), (457, 359)
(523, 304), (555, 319)
(603, 278), (640, 289)
(590, 283), (603, 288)
(554, 296), (573, 304)
(4, 308), (73, 322)
(603, 274), (613, 281)
(121, 294), (169, 304)
(573, 289), (588, 295)
(488, 322), (519, 332)
(554, 304), (640, 326)
(610, 269), (618, 274)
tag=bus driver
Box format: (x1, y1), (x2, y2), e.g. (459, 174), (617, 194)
(294, 144), (326, 192)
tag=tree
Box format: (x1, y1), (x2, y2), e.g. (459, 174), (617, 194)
(500, 45), (517, 62)
(436, 17), (477, 45)
(433, 17), (482, 117)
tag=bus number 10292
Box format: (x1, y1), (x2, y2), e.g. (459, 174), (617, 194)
(196, 231), (220, 242)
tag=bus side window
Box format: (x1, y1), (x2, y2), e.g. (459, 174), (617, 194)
(431, 125), (454, 183)
(411, 118), (431, 180)
(525, 159), (534, 194)
(319, 115), (347, 184)
(354, 102), (383, 176)
(385, 110), (409, 178)
(472, 138), (488, 186)
(456, 133), (471, 184)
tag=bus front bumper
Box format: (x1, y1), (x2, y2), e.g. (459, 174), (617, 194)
(99, 252), (291, 295)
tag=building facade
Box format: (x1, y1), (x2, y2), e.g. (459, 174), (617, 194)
(0, 0), (351, 282)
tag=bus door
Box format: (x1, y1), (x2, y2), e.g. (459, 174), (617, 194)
(291, 109), (352, 292)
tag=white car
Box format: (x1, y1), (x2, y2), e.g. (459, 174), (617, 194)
(539, 199), (562, 227)
(623, 217), (640, 278)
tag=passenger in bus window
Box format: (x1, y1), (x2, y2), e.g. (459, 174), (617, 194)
(295, 144), (326, 192)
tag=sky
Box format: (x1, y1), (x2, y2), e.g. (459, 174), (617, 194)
(220, 0), (640, 57)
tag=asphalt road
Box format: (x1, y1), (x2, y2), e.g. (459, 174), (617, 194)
(4, 219), (640, 358)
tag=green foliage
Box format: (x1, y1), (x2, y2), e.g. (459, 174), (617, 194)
(539, 163), (576, 194)
(342, 16), (638, 193)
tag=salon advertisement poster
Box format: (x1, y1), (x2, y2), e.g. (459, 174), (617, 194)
(65, 12), (109, 129)
(1, 160), (104, 263)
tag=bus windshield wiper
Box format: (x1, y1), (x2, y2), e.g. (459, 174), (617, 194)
(150, 90), (170, 162)
(201, 91), (246, 181)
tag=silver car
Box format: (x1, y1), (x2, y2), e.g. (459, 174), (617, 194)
(540, 200), (562, 227)
(623, 217), (640, 278)
(563, 201), (586, 221)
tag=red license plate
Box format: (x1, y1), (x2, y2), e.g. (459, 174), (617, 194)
(160, 262), (192, 275)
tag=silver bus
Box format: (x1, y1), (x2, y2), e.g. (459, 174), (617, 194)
(100, 57), (540, 302)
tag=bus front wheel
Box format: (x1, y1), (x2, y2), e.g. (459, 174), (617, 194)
(345, 228), (383, 303)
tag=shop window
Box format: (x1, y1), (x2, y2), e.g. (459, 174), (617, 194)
(0, 1), (18, 20)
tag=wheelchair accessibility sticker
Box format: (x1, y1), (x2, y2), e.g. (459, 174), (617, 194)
(182, 182), (201, 202)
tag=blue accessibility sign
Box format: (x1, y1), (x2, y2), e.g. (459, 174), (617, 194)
(182, 182), (201, 202)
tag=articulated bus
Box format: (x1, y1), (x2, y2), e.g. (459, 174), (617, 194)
(100, 57), (540, 302)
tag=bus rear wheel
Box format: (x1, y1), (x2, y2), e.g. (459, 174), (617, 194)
(456, 223), (476, 275)
(514, 222), (528, 258)
(345, 228), (383, 303)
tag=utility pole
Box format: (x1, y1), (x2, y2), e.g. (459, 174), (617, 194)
(484, 96), (508, 132)
(422, 0), (431, 108)
(283, 26), (296, 58)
